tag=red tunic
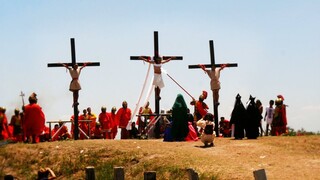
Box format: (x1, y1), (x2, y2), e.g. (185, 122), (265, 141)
(196, 101), (208, 118)
(116, 108), (132, 128)
(108, 112), (118, 139)
(0, 112), (10, 140)
(92, 127), (103, 139)
(108, 113), (118, 127)
(70, 115), (75, 136)
(51, 126), (60, 141)
(23, 103), (45, 137)
(99, 112), (111, 131)
(79, 114), (89, 139)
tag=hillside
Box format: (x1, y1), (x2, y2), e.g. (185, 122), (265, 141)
(1, 136), (320, 180)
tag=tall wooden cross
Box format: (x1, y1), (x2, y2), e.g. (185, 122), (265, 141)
(189, 40), (238, 136)
(47, 38), (100, 140)
(20, 91), (25, 107)
(130, 31), (183, 114)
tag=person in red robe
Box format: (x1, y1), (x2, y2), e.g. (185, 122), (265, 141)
(190, 91), (209, 136)
(219, 117), (231, 137)
(79, 109), (89, 139)
(51, 124), (60, 141)
(116, 101), (132, 139)
(108, 106), (118, 139)
(58, 121), (71, 140)
(185, 121), (199, 141)
(69, 109), (81, 139)
(191, 91), (209, 120)
(23, 93), (45, 143)
(99, 106), (112, 139)
(91, 122), (103, 139)
(272, 95), (288, 136)
(70, 115), (75, 138)
(39, 126), (50, 142)
(0, 107), (11, 140)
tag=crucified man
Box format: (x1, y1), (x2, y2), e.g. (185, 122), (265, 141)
(62, 63), (89, 107)
(139, 56), (175, 100)
(200, 64), (227, 105)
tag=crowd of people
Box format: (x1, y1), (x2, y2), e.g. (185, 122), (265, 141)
(229, 94), (288, 140)
(0, 91), (288, 147)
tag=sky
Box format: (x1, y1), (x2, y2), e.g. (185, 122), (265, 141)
(1, 1), (320, 133)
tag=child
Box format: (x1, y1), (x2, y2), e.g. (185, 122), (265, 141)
(197, 113), (215, 147)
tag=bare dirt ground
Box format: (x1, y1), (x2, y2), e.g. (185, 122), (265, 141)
(1, 135), (320, 179)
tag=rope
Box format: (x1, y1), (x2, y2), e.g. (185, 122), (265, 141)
(146, 115), (162, 134)
(162, 69), (194, 99)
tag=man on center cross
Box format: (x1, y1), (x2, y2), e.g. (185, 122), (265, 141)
(200, 64), (227, 106)
(139, 56), (175, 100)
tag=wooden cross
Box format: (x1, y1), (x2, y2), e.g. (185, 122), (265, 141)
(20, 91), (25, 106)
(47, 38), (100, 140)
(189, 40), (238, 136)
(130, 31), (183, 115)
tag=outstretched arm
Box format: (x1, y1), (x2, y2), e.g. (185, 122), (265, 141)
(219, 64), (227, 71)
(62, 63), (71, 70)
(199, 64), (209, 74)
(80, 62), (91, 70)
(162, 56), (175, 64)
(139, 56), (152, 64)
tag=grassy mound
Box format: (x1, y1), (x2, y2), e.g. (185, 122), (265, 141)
(1, 136), (320, 179)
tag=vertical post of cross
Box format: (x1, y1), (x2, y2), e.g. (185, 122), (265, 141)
(70, 38), (79, 140)
(153, 31), (160, 115)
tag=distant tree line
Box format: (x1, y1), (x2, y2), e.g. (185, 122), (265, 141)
(285, 126), (320, 136)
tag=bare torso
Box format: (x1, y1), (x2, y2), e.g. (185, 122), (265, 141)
(153, 64), (162, 74)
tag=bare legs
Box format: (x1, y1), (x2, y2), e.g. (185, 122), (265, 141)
(213, 89), (220, 105)
(73, 91), (79, 107)
(155, 87), (161, 100)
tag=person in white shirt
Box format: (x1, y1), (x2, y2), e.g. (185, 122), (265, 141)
(264, 100), (275, 136)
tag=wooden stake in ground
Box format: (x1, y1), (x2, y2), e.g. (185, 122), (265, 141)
(189, 40), (238, 136)
(130, 31), (183, 115)
(48, 38), (100, 140)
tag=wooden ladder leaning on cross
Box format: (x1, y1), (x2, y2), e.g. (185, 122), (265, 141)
(189, 40), (238, 136)
(47, 38), (100, 140)
(130, 31), (183, 115)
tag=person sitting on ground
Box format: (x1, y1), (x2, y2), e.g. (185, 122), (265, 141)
(92, 122), (103, 139)
(58, 120), (71, 140)
(51, 124), (60, 141)
(129, 122), (140, 139)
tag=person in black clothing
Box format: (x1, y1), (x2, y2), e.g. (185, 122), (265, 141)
(245, 95), (262, 139)
(230, 94), (246, 140)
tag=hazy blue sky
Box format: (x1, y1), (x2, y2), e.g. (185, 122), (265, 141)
(1, 1), (319, 132)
